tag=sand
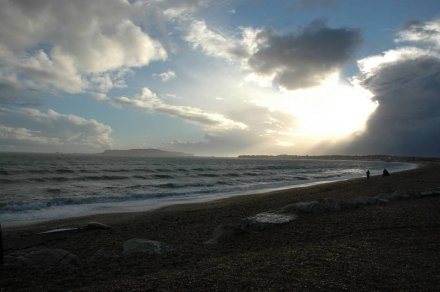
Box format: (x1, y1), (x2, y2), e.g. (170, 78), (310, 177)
(1, 162), (440, 291)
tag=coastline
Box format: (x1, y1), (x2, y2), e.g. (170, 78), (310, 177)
(2, 162), (439, 291)
(1, 160), (418, 229)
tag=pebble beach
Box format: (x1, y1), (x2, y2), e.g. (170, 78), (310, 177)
(1, 162), (440, 291)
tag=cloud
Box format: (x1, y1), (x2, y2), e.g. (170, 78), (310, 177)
(113, 87), (248, 130)
(160, 0), (208, 16)
(0, 0), (166, 95)
(154, 70), (177, 82)
(183, 19), (261, 63)
(397, 18), (440, 47)
(182, 18), (361, 90)
(248, 20), (362, 90)
(169, 104), (302, 156)
(328, 19), (440, 157)
(0, 82), (42, 107)
(0, 106), (112, 152)
(338, 57), (440, 156)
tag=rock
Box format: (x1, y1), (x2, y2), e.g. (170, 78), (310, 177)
(279, 201), (327, 214)
(204, 224), (247, 245)
(38, 227), (80, 234)
(321, 198), (343, 211)
(420, 190), (440, 197)
(390, 192), (411, 200)
(337, 199), (358, 210)
(38, 221), (110, 235)
(89, 248), (119, 262)
(5, 247), (78, 267)
(123, 238), (172, 255)
(246, 212), (297, 224)
(85, 222), (111, 230)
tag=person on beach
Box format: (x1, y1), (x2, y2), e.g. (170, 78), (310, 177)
(366, 169), (370, 180)
(382, 169), (390, 177)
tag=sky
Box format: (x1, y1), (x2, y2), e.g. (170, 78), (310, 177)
(0, 0), (439, 157)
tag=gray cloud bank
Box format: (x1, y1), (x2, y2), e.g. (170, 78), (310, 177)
(337, 57), (440, 156)
(328, 19), (440, 157)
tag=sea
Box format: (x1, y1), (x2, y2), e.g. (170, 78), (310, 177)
(0, 153), (416, 224)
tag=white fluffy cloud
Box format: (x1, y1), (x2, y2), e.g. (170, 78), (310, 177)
(154, 70), (177, 82)
(0, 0), (166, 94)
(0, 106), (112, 152)
(114, 87), (248, 131)
(396, 18), (440, 48)
(183, 19), (262, 64)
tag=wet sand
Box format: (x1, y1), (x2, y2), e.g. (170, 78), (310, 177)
(1, 163), (440, 291)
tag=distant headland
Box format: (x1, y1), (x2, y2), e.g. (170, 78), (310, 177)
(98, 149), (193, 157)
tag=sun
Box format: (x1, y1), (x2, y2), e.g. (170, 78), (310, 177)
(274, 74), (378, 141)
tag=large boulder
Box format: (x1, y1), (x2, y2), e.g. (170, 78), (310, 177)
(122, 238), (172, 256)
(246, 212), (297, 224)
(84, 222), (111, 230)
(5, 247), (78, 267)
(89, 248), (120, 263)
(279, 200), (327, 214)
(204, 224), (247, 245)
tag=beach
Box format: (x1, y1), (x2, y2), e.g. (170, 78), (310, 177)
(1, 162), (440, 291)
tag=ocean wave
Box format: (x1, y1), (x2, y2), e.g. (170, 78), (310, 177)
(154, 174), (173, 179)
(28, 169), (51, 174)
(26, 178), (48, 182)
(198, 173), (219, 177)
(0, 170), (11, 175)
(106, 169), (131, 172)
(226, 173), (240, 177)
(244, 172), (259, 176)
(79, 175), (131, 181)
(46, 188), (62, 194)
(154, 182), (218, 189)
(133, 168), (152, 172)
(191, 167), (217, 171)
(132, 175), (150, 179)
(0, 191), (212, 213)
(56, 169), (75, 174)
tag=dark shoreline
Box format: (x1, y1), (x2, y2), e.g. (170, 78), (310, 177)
(1, 162), (440, 291)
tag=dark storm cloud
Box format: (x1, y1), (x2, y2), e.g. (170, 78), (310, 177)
(336, 57), (440, 156)
(248, 20), (362, 89)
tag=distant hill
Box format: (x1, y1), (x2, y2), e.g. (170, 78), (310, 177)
(98, 149), (193, 157)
